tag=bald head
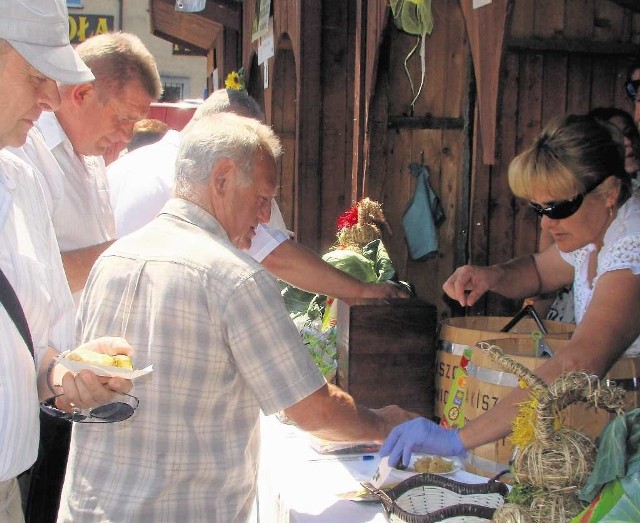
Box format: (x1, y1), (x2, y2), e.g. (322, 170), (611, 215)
(184, 89), (264, 132)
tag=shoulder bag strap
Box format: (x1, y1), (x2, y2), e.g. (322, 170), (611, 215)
(0, 266), (35, 361)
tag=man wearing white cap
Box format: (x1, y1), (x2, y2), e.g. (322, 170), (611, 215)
(0, 2), (134, 522)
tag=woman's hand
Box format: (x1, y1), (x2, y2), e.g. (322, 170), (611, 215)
(442, 265), (499, 307)
(379, 418), (466, 468)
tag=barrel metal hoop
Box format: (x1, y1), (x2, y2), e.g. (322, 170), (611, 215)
(466, 362), (519, 388)
(438, 340), (468, 356)
(603, 377), (640, 392)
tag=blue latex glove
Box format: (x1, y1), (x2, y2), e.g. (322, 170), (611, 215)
(379, 418), (466, 468)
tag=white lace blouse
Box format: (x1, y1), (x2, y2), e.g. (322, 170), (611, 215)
(560, 193), (640, 355)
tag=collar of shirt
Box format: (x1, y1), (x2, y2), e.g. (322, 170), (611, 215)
(0, 152), (19, 232)
(35, 111), (68, 152)
(159, 198), (231, 243)
(164, 129), (183, 148)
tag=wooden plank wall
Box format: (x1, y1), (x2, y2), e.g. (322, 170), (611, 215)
(318, 1), (357, 251)
(242, 0), (324, 250)
(238, 0), (638, 321)
(366, 0), (471, 321)
(467, 0), (640, 317)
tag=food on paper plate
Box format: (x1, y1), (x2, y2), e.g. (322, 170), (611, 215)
(413, 455), (454, 474)
(66, 349), (133, 369)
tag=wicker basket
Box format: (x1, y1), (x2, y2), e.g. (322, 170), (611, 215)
(362, 473), (509, 523)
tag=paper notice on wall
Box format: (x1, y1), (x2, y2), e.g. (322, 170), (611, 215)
(211, 68), (219, 91)
(258, 17), (274, 65)
(473, 0), (492, 8)
(263, 60), (269, 89)
(251, 0), (271, 42)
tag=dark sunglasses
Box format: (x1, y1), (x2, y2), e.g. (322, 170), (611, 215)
(528, 177), (606, 220)
(625, 79), (640, 100)
(40, 393), (139, 423)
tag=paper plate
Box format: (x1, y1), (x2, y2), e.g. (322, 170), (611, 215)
(372, 455), (463, 489)
(56, 351), (153, 380)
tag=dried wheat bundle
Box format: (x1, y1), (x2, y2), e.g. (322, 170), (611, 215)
(492, 502), (535, 522)
(336, 198), (390, 252)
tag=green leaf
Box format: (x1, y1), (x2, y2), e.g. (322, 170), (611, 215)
(595, 476), (640, 522)
(361, 239), (397, 282)
(579, 409), (640, 502)
(321, 250), (378, 283)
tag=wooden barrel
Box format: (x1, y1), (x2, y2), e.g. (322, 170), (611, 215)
(463, 337), (640, 478)
(434, 316), (575, 422)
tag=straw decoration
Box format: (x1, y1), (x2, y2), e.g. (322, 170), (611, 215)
(336, 198), (390, 252)
(476, 341), (628, 522)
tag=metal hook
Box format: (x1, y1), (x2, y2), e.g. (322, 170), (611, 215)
(420, 150), (424, 165)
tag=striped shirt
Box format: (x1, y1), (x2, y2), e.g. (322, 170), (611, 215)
(59, 198), (325, 522)
(10, 112), (115, 304)
(0, 151), (75, 482)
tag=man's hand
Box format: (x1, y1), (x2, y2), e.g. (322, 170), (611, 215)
(379, 418), (466, 468)
(359, 281), (410, 299)
(54, 336), (133, 413)
(373, 405), (420, 437)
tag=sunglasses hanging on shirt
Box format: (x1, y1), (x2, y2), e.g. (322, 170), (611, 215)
(40, 393), (139, 423)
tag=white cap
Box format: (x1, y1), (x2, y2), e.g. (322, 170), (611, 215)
(0, 0), (94, 84)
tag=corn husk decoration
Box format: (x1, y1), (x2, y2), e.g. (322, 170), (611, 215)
(336, 197), (390, 253)
(481, 343), (628, 523)
(389, 0), (434, 107)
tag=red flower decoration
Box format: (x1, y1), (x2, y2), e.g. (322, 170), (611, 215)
(337, 205), (358, 231)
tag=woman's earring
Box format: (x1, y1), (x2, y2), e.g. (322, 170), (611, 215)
(609, 206), (614, 217)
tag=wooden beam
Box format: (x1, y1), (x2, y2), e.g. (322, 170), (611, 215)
(296, 1), (323, 250)
(149, 0), (231, 49)
(608, 0), (640, 13)
(509, 36), (640, 55)
(388, 115), (465, 130)
(151, 30), (208, 55)
(195, 0), (241, 32)
(351, 0), (367, 203)
(459, 0), (513, 165)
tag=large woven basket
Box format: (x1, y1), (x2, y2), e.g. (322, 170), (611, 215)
(362, 473), (509, 523)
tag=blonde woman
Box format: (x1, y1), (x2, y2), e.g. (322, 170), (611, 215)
(381, 114), (640, 465)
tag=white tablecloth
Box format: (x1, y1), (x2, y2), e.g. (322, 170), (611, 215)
(256, 414), (491, 523)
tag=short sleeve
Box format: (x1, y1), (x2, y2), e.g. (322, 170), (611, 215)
(600, 234), (640, 276)
(246, 224), (288, 262)
(559, 244), (588, 268)
(222, 270), (325, 415)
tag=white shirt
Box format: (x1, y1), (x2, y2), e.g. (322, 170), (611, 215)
(107, 130), (288, 261)
(9, 112), (115, 302)
(560, 194), (640, 355)
(0, 151), (75, 482)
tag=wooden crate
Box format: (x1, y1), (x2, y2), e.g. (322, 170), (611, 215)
(336, 298), (438, 418)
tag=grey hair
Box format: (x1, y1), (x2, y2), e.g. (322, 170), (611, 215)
(185, 89), (265, 131)
(71, 32), (162, 100)
(174, 113), (282, 200)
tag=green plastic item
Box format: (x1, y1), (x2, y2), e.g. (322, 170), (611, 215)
(388, 0), (434, 106)
(571, 409), (640, 522)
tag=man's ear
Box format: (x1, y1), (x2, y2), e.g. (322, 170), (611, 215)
(68, 83), (95, 107)
(210, 157), (236, 199)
